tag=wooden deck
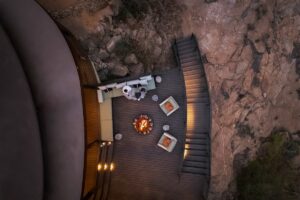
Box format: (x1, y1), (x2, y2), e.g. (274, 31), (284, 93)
(108, 68), (206, 200)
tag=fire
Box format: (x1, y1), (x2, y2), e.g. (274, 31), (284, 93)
(133, 115), (153, 135)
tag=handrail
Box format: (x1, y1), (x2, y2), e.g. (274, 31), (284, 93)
(172, 39), (181, 69)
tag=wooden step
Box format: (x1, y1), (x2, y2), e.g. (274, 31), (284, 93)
(187, 96), (210, 104)
(176, 37), (192, 44)
(185, 155), (210, 163)
(178, 47), (197, 55)
(186, 132), (209, 139)
(183, 68), (204, 76)
(183, 161), (209, 169)
(182, 64), (202, 72)
(178, 43), (196, 51)
(184, 73), (205, 80)
(182, 166), (209, 175)
(180, 55), (199, 64)
(185, 144), (208, 150)
(181, 59), (199, 66)
(177, 40), (193, 47)
(185, 150), (209, 158)
(186, 91), (209, 98)
(184, 78), (202, 86)
(185, 86), (207, 93)
(185, 138), (208, 145)
(179, 51), (197, 60)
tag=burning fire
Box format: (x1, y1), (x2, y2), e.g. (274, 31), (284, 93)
(133, 115), (153, 135)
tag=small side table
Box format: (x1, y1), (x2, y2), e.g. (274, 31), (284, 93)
(115, 133), (123, 141)
(155, 76), (162, 83)
(152, 94), (158, 102)
(163, 125), (170, 131)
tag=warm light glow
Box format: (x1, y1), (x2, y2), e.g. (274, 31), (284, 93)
(97, 163), (102, 171)
(104, 163), (108, 170)
(108, 142), (112, 145)
(110, 163), (115, 171)
(100, 142), (106, 147)
(133, 115), (153, 135)
(184, 150), (188, 159)
(187, 104), (196, 131)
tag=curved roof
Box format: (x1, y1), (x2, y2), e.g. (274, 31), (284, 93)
(0, 0), (84, 199)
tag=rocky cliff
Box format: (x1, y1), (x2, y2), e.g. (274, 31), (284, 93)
(38, 0), (300, 199)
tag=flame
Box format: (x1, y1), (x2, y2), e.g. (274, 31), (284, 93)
(133, 115), (153, 134)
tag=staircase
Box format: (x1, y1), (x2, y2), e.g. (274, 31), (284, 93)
(93, 141), (114, 200)
(173, 35), (211, 177)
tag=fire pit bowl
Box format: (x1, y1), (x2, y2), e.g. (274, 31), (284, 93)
(133, 114), (153, 135)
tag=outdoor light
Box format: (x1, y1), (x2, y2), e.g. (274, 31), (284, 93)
(100, 142), (106, 147)
(104, 164), (108, 171)
(110, 163), (115, 171)
(184, 150), (188, 159)
(97, 163), (102, 171)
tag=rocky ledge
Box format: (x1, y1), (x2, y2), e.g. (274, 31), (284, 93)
(38, 0), (300, 199)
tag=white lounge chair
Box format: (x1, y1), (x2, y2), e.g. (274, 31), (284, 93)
(157, 133), (177, 152)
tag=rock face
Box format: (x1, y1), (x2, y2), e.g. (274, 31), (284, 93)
(37, 0), (182, 82)
(124, 53), (138, 65)
(179, 0), (300, 199)
(106, 35), (122, 53)
(128, 63), (144, 76)
(99, 49), (109, 60)
(38, 0), (300, 198)
(110, 64), (128, 77)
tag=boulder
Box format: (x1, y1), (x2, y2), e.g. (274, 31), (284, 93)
(99, 49), (110, 60)
(124, 53), (138, 65)
(129, 63), (144, 76)
(98, 68), (109, 81)
(153, 46), (162, 58)
(156, 36), (162, 45)
(106, 35), (122, 52)
(110, 64), (129, 77)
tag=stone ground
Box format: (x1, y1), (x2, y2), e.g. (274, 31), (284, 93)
(38, 0), (300, 199)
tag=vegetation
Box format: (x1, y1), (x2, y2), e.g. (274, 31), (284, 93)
(237, 133), (300, 200)
(114, 39), (135, 58)
(114, 38), (153, 69)
(115, 0), (149, 21)
(124, 0), (149, 20)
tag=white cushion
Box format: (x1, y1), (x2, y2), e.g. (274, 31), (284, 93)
(140, 75), (152, 80)
(97, 90), (104, 103)
(126, 80), (140, 86)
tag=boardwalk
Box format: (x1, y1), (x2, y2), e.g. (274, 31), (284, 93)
(108, 68), (206, 200)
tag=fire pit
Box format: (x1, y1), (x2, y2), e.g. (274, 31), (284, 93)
(133, 114), (153, 135)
